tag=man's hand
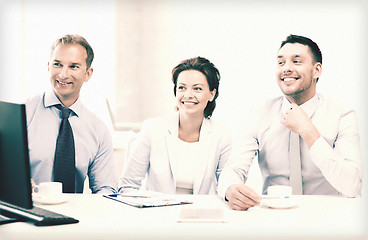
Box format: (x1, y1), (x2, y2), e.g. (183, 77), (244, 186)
(31, 179), (36, 189)
(281, 103), (321, 148)
(225, 184), (261, 211)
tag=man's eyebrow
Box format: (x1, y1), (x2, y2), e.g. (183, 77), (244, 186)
(277, 54), (303, 59)
(52, 60), (82, 65)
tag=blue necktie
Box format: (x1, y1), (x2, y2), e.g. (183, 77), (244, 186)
(54, 105), (75, 193)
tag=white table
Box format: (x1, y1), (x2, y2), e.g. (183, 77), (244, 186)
(1, 194), (367, 240)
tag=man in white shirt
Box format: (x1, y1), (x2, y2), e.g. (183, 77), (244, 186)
(218, 34), (363, 210)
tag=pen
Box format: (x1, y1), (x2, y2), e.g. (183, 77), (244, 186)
(108, 193), (151, 198)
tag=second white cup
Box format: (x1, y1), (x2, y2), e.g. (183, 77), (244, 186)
(33, 182), (63, 199)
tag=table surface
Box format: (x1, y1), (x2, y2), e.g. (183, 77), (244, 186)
(1, 194), (367, 240)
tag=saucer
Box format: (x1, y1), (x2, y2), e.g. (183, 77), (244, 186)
(32, 193), (70, 205)
(261, 197), (297, 209)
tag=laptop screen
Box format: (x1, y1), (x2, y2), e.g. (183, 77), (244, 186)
(0, 101), (33, 209)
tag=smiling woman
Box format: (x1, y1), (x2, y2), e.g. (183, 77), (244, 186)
(175, 70), (216, 135)
(173, 59), (218, 142)
(118, 56), (232, 196)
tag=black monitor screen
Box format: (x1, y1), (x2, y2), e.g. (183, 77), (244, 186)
(0, 101), (32, 209)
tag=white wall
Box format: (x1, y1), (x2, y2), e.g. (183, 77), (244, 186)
(0, 0), (115, 126)
(113, 0), (368, 195)
(0, 0), (367, 196)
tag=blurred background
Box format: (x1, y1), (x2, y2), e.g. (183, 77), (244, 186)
(0, 0), (367, 197)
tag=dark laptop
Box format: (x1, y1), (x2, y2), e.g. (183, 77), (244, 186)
(0, 100), (78, 226)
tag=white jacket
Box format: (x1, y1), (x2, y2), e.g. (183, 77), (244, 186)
(119, 112), (232, 194)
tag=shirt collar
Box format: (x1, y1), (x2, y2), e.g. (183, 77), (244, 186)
(43, 91), (82, 117)
(281, 94), (319, 118)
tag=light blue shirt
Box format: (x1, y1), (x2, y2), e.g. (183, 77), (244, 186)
(26, 91), (117, 194)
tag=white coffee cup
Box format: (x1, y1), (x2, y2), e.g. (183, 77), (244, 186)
(33, 182), (63, 200)
(267, 185), (292, 197)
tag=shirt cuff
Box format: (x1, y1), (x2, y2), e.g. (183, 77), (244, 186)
(218, 173), (245, 200)
(95, 186), (117, 195)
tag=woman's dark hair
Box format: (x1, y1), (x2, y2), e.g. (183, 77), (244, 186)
(172, 56), (220, 118)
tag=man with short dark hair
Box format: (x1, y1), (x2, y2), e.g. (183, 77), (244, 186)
(218, 34), (363, 210)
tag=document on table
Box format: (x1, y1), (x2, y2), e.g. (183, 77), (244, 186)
(104, 191), (193, 208)
(177, 208), (228, 223)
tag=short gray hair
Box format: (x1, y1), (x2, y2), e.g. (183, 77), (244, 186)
(50, 34), (94, 69)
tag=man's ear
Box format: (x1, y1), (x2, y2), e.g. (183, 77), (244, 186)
(313, 62), (322, 81)
(84, 67), (94, 83)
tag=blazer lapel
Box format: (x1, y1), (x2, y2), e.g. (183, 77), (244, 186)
(193, 118), (213, 194)
(164, 112), (180, 183)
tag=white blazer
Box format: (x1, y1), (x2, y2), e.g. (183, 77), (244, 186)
(119, 112), (232, 194)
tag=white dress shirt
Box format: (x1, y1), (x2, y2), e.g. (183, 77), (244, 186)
(218, 93), (362, 198)
(26, 91), (117, 194)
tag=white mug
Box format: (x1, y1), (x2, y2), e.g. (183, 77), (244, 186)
(33, 182), (63, 199)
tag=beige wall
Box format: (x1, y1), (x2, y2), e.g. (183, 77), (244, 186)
(1, 0), (367, 196)
(114, 0), (174, 123)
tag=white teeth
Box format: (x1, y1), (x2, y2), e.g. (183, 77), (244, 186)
(183, 102), (195, 105)
(283, 78), (295, 82)
(57, 80), (69, 85)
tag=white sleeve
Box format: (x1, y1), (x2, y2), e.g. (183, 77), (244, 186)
(310, 109), (363, 197)
(118, 120), (152, 192)
(217, 111), (259, 200)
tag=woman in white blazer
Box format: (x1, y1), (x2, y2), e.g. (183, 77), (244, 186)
(119, 57), (232, 194)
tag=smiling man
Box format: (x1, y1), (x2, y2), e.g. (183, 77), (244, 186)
(26, 34), (117, 194)
(218, 34), (363, 210)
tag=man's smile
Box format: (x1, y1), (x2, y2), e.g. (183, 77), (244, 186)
(56, 79), (72, 85)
